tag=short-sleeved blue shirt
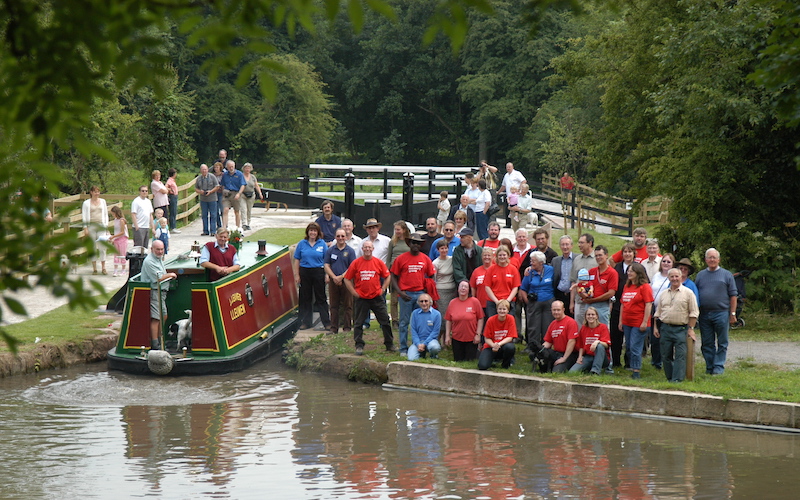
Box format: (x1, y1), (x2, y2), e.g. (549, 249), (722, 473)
(324, 244), (356, 275)
(294, 238), (327, 268)
(220, 169), (246, 192)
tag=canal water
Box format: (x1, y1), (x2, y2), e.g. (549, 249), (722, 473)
(1, 358), (798, 499)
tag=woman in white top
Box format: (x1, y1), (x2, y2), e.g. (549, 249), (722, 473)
(433, 239), (456, 336)
(81, 186), (109, 275)
(474, 179), (491, 240)
(150, 170), (169, 220)
(648, 253), (675, 370)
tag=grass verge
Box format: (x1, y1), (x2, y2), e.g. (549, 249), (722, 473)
(291, 327), (800, 403)
(1, 295), (114, 354)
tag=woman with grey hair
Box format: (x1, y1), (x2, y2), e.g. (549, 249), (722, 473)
(240, 162), (262, 231)
(519, 250), (555, 345)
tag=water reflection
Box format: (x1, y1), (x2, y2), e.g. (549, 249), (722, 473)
(0, 359), (797, 499)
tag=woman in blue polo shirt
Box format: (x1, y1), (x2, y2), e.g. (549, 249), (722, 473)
(293, 222), (331, 330)
(519, 250), (555, 345)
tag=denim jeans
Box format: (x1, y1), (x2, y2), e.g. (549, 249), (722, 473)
(200, 200), (218, 235)
(168, 193), (178, 230)
(593, 300), (610, 329)
(660, 323), (688, 382)
(407, 339), (441, 361)
(569, 343), (609, 374)
(475, 211), (488, 240)
(624, 325), (647, 371)
(398, 290), (423, 351)
(698, 310), (729, 375)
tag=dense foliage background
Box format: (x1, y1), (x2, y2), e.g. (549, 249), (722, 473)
(1, 0), (800, 345)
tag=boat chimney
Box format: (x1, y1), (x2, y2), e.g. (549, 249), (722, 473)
(256, 240), (268, 256)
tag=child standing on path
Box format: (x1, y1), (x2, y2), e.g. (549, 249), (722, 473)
(109, 206), (129, 277)
(437, 191), (451, 232)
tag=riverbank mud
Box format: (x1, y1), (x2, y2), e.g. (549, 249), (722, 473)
(0, 333), (117, 378)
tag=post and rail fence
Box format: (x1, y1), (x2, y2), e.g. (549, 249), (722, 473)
(44, 166), (670, 243)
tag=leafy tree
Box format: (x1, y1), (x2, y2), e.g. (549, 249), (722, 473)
(236, 54), (339, 164)
(457, 3), (574, 167)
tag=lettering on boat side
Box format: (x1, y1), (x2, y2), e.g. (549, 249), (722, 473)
(230, 303), (246, 320)
(229, 292), (243, 307)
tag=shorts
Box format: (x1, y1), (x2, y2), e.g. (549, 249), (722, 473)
(150, 289), (167, 320)
(221, 190), (240, 211)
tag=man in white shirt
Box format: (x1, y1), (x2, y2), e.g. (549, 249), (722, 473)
(363, 218), (391, 263)
(511, 182), (536, 232)
(498, 162), (526, 228)
(342, 218), (363, 257)
(131, 185), (154, 248)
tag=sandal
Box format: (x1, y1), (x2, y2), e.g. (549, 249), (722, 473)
(102, 269), (107, 275)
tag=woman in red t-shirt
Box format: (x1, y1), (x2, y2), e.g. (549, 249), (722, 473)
(477, 300), (517, 370)
(570, 307), (611, 375)
(618, 263), (653, 379)
(445, 280), (485, 361)
(484, 245), (521, 318)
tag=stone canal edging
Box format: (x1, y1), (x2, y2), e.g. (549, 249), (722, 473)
(385, 362), (800, 431)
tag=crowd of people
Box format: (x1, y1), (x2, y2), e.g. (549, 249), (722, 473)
(294, 188), (737, 382)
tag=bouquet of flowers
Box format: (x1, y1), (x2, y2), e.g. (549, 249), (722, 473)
(228, 226), (243, 244)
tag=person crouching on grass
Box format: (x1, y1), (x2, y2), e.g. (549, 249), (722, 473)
(478, 299), (518, 370)
(408, 293), (441, 360)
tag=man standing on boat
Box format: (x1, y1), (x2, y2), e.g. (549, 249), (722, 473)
(345, 239), (395, 356)
(140, 240), (177, 350)
(200, 227), (242, 281)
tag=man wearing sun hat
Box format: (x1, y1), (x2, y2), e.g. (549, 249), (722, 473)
(677, 257), (700, 305)
(363, 218), (391, 264)
(391, 232), (435, 355)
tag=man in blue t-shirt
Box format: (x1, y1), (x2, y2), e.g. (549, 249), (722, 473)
(315, 200), (342, 245)
(695, 248), (737, 376)
(324, 228), (356, 334)
(219, 160), (246, 230)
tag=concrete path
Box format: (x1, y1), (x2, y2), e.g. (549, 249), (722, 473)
(1, 207), (314, 326)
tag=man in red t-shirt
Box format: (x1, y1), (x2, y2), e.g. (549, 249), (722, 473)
(610, 227), (648, 265)
(391, 233), (435, 355)
(345, 240), (394, 356)
(579, 245), (619, 329)
(477, 221), (502, 249)
(537, 301), (579, 373)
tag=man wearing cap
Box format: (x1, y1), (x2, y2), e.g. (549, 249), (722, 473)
(677, 258), (700, 304)
(653, 268), (699, 382)
(363, 218), (391, 263)
(391, 233), (435, 355)
(452, 227), (483, 284)
(695, 248), (737, 375)
(429, 220), (461, 260)
(345, 239), (395, 356)
(420, 217), (442, 255)
(570, 233), (597, 326)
